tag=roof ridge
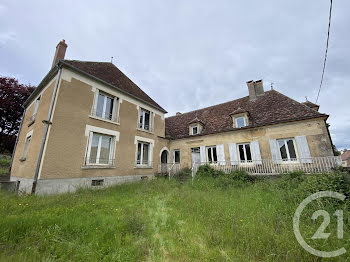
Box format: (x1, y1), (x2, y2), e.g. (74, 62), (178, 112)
(62, 59), (113, 64)
(166, 90), (275, 119)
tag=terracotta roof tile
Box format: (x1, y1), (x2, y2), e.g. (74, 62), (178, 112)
(61, 60), (166, 112)
(165, 90), (328, 139)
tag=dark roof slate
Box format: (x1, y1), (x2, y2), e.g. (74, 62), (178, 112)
(61, 60), (166, 112)
(165, 90), (328, 139)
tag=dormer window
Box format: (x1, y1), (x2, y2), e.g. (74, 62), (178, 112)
(192, 126), (198, 135)
(235, 117), (246, 128)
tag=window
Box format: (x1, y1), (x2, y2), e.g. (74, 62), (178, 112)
(93, 90), (118, 122)
(174, 150), (180, 163)
(277, 138), (297, 161)
(20, 135), (32, 161)
(192, 126), (198, 135)
(87, 133), (114, 165)
(238, 143), (252, 163)
(235, 117), (246, 128)
(137, 141), (150, 165)
(139, 108), (152, 131)
(206, 146), (217, 163)
(33, 96), (40, 116)
(91, 179), (104, 186)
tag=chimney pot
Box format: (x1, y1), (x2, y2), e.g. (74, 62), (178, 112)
(247, 79), (264, 100)
(51, 39), (67, 68)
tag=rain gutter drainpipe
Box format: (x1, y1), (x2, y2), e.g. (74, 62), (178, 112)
(32, 65), (62, 194)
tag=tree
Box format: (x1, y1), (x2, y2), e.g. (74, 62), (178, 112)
(0, 76), (35, 153)
(333, 145), (341, 156)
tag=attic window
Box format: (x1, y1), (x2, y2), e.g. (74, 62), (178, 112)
(192, 126), (198, 135)
(235, 117), (246, 128)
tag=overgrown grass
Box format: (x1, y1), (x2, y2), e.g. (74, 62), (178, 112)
(0, 156), (10, 176)
(0, 169), (349, 261)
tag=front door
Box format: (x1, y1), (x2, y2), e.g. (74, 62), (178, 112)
(191, 147), (200, 165)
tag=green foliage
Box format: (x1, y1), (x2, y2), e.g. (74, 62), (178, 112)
(0, 173), (349, 261)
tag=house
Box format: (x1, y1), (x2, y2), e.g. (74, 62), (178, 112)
(10, 40), (339, 194)
(341, 149), (350, 167)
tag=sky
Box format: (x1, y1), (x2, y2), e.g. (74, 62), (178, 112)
(0, 0), (349, 149)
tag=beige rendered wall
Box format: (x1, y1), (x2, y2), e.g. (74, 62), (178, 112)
(168, 118), (334, 168)
(11, 77), (58, 179)
(39, 68), (169, 179)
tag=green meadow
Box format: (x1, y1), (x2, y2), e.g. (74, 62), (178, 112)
(0, 168), (349, 261)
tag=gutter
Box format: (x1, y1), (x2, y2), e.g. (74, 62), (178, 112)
(31, 65), (62, 194)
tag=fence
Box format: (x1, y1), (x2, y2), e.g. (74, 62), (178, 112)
(191, 156), (342, 178)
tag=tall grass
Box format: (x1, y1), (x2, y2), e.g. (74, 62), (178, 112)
(0, 170), (349, 261)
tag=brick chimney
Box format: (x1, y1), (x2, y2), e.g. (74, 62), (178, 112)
(51, 40), (67, 68)
(247, 79), (264, 100)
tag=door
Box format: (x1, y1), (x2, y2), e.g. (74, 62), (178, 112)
(160, 150), (168, 173)
(191, 147), (200, 165)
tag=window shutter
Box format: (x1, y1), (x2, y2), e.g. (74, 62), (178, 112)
(295, 136), (312, 163)
(251, 140), (262, 164)
(200, 146), (206, 163)
(228, 143), (238, 165)
(216, 144), (226, 165)
(269, 139), (281, 164)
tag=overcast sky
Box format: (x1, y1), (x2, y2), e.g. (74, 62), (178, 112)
(0, 0), (349, 149)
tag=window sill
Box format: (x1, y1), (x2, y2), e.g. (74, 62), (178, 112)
(134, 165), (153, 169)
(137, 128), (154, 134)
(89, 115), (120, 125)
(81, 165), (116, 169)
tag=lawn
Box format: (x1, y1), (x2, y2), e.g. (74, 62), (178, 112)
(0, 169), (349, 261)
(0, 156), (10, 177)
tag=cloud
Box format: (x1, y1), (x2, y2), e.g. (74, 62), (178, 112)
(0, 0), (349, 149)
(0, 32), (16, 45)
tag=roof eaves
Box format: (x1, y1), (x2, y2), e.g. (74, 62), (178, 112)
(60, 60), (167, 113)
(23, 65), (60, 108)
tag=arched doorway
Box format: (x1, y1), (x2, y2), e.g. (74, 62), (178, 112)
(160, 148), (170, 173)
(161, 150), (168, 164)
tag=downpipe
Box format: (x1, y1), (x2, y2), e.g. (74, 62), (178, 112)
(32, 66), (62, 194)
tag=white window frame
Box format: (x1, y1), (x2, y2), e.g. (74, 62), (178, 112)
(235, 117), (246, 128)
(20, 130), (33, 161)
(237, 143), (253, 164)
(136, 141), (151, 166)
(33, 96), (41, 116)
(86, 132), (115, 166)
(92, 89), (119, 122)
(206, 146), (217, 163)
(138, 108), (152, 132)
(277, 138), (298, 162)
(173, 149), (180, 164)
(191, 125), (198, 135)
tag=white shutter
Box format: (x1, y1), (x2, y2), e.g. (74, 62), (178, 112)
(295, 136), (312, 163)
(216, 144), (226, 165)
(269, 139), (281, 164)
(200, 146), (206, 163)
(228, 143), (238, 165)
(251, 140), (262, 164)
